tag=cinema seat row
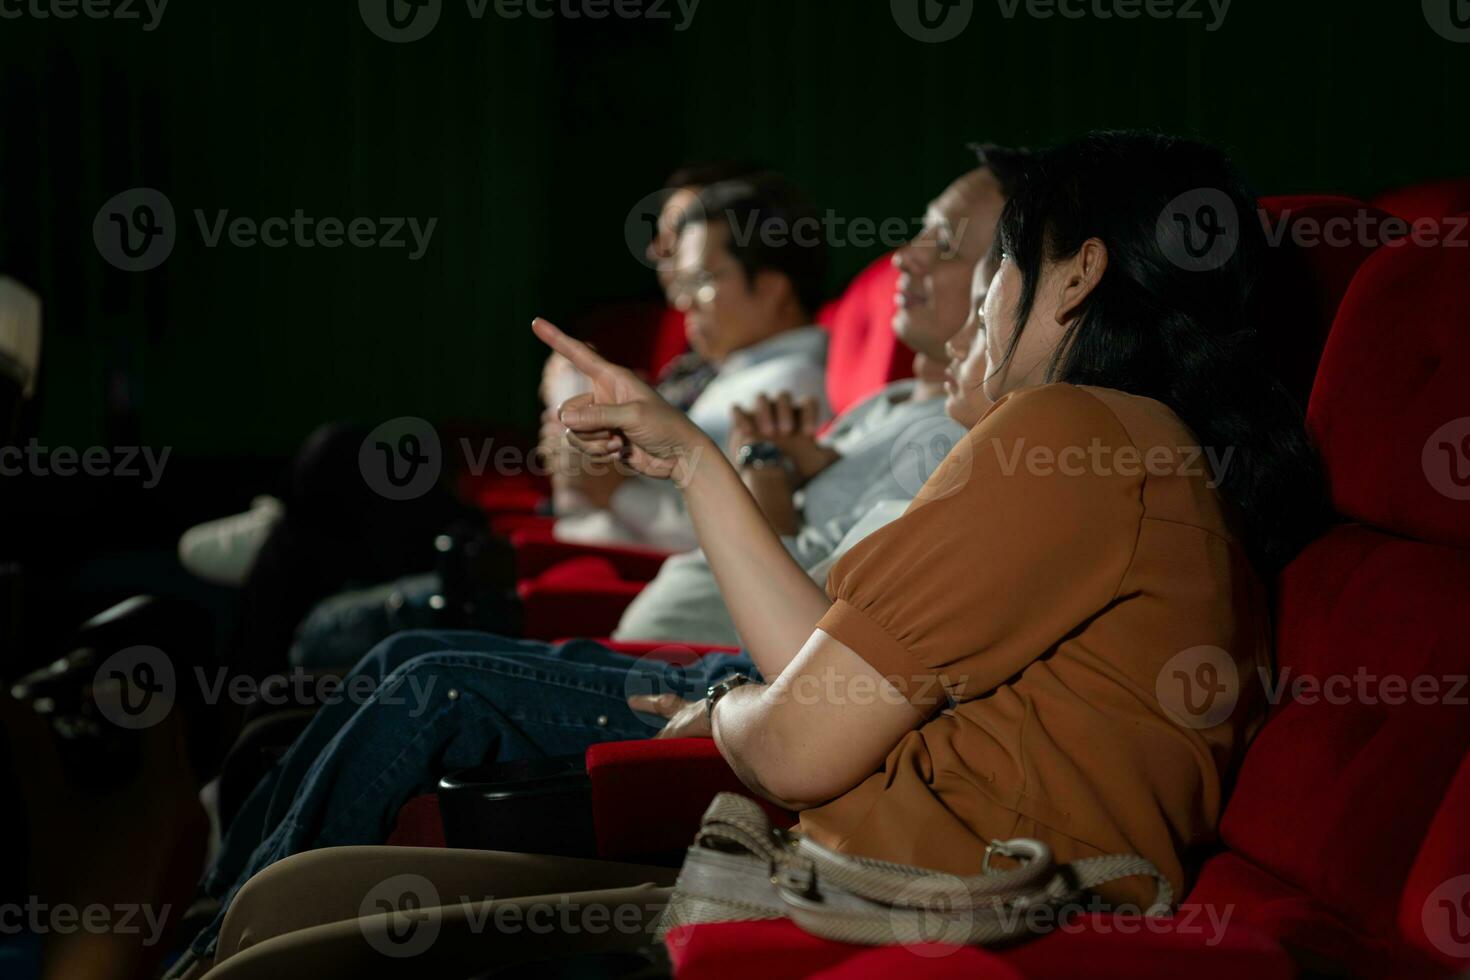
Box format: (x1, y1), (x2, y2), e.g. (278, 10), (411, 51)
(467, 193), (1411, 643)
(398, 181), (1470, 977)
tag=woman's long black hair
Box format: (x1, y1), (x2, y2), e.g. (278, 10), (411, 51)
(995, 131), (1328, 573)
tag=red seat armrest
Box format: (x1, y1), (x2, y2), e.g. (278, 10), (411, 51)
(517, 577), (646, 641)
(510, 529), (672, 581)
(665, 916), (1296, 980)
(460, 471), (550, 517)
(562, 639), (742, 665)
(585, 738), (793, 862)
(490, 512), (556, 538)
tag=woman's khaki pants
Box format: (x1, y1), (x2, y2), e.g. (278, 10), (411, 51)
(195, 847), (679, 979)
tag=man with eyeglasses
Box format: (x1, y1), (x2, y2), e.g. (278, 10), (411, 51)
(280, 172), (831, 671)
(552, 173), (831, 551)
(171, 149), (1030, 976)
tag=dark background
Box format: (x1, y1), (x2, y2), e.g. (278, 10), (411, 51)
(2, 0), (1466, 456)
(0, 0), (1466, 634)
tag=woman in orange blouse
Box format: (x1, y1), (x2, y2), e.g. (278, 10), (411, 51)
(195, 132), (1327, 977)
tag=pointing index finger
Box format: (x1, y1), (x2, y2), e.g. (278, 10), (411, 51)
(532, 317), (608, 379)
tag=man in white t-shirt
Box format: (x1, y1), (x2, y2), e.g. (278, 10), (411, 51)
(616, 147), (1025, 643)
(552, 174), (831, 551)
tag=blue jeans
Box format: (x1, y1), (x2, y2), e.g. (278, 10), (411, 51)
(287, 573), (446, 670)
(188, 630), (756, 961)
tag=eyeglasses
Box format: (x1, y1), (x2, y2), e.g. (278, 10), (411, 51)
(668, 269), (729, 310)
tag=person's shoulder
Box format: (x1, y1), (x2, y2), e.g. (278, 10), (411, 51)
(736, 346), (827, 393)
(971, 383), (1132, 443)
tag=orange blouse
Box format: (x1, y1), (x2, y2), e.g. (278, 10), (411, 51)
(800, 383), (1272, 907)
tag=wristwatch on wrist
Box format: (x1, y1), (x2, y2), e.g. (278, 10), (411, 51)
(736, 441), (798, 484)
(706, 673), (755, 721)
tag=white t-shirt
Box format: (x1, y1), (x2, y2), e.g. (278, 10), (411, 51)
(554, 325), (829, 551)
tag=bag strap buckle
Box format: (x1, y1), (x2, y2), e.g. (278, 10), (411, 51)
(772, 862), (818, 898)
(982, 840), (1026, 875)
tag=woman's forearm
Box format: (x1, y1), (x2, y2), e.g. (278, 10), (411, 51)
(678, 436), (832, 679)
(741, 467), (802, 536)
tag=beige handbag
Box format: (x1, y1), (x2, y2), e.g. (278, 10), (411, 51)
(658, 793), (1174, 947)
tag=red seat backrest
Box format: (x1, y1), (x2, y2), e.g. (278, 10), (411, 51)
(816, 253), (911, 418)
(1213, 225), (1470, 952)
(1374, 177), (1470, 224)
(1255, 195), (1396, 403)
(575, 301), (687, 380)
(1399, 751), (1470, 971)
(647, 306), (690, 379)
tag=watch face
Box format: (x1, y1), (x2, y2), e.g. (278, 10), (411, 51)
(740, 442), (785, 468)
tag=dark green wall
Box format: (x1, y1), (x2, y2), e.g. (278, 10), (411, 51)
(2, 0), (1466, 456)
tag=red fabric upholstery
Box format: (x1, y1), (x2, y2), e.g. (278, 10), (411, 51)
(510, 529), (670, 581)
(510, 530), (671, 637)
(1201, 229), (1470, 975)
(576, 301), (688, 381)
(1219, 528), (1470, 933)
(1399, 752), (1470, 972)
(664, 920), (1024, 980)
(509, 257), (907, 604)
(1307, 222), (1470, 549)
(564, 639), (741, 664)
(665, 915), (1295, 980)
(460, 305), (684, 518)
(816, 253), (909, 419)
(389, 642), (741, 853)
(516, 556), (648, 640)
(1374, 178), (1470, 223)
(384, 792), (445, 848)
(648, 306), (691, 379)
(586, 739), (793, 862)
(488, 512), (555, 538)
(1187, 851), (1381, 972)
(1256, 195), (1396, 402)
(461, 471), (549, 516)
(639, 208), (1470, 977)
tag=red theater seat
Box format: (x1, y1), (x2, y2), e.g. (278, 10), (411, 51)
(468, 252), (902, 528)
(1374, 177), (1470, 224)
(1178, 226), (1470, 977)
(664, 915), (1296, 980)
(816, 252), (909, 418)
(587, 739), (794, 861)
(1399, 752), (1470, 973)
(459, 304), (687, 518)
(513, 253), (912, 631)
(1255, 195), (1398, 402)
(510, 527), (670, 581)
(515, 556), (651, 640)
(590, 223), (1470, 977)
(391, 227), (1470, 977)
